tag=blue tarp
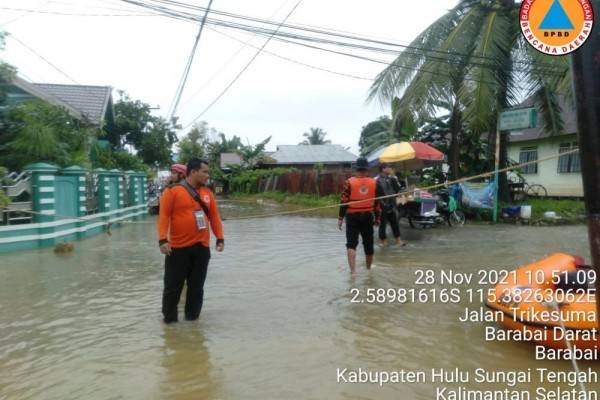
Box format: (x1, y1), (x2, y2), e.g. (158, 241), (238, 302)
(459, 181), (496, 209)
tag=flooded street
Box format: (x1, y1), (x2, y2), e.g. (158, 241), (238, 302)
(1, 202), (597, 399)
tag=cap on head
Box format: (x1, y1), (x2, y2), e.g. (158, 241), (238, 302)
(355, 157), (369, 171)
(170, 164), (187, 176)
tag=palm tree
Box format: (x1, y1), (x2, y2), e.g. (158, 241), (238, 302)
(300, 127), (331, 145)
(368, 0), (571, 197)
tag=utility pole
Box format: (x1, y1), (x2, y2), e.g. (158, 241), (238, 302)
(570, 0), (600, 319)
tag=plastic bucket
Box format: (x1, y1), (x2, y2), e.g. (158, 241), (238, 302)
(520, 205), (532, 219)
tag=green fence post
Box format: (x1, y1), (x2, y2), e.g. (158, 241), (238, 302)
(96, 169), (110, 213)
(24, 162), (60, 223)
(62, 166), (87, 217)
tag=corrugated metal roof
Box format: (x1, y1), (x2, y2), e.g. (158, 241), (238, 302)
(508, 96), (578, 143)
(33, 83), (112, 126)
(269, 144), (357, 164)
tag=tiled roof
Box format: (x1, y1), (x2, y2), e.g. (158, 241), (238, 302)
(33, 83), (112, 126)
(268, 144), (357, 164)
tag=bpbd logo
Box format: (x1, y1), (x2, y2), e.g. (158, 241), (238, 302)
(520, 0), (594, 55)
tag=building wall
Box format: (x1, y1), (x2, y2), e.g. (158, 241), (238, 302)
(508, 134), (583, 197)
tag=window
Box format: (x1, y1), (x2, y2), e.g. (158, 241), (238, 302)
(557, 142), (581, 173)
(519, 146), (538, 174)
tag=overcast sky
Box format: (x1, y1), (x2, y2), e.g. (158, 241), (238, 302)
(0, 0), (457, 153)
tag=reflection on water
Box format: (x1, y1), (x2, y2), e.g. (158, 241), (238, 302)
(0, 205), (597, 399)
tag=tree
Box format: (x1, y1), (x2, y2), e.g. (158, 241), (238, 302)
(178, 122), (210, 164)
(238, 136), (271, 168)
(300, 127), (331, 145)
(111, 92), (178, 167)
(112, 91), (153, 148)
(137, 117), (177, 167)
(368, 0), (570, 198)
(0, 100), (92, 170)
(206, 131), (243, 166)
(358, 98), (416, 155)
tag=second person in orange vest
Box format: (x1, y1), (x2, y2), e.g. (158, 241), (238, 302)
(337, 157), (381, 275)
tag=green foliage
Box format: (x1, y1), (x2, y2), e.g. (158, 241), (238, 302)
(0, 166), (11, 208)
(237, 136), (271, 168)
(90, 143), (147, 172)
(367, 0), (569, 187)
(230, 168), (294, 193)
(0, 100), (92, 170)
(112, 91), (154, 148)
(358, 100), (416, 155)
(137, 117), (176, 167)
(300, 127), (331, 145)
(111, 92), (178, 166)
(178, 122), (210, 164)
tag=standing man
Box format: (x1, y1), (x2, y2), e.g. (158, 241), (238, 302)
(337, 157), (380, 275)
(157, 158), (225, 324)
(375, 163), (405, 247)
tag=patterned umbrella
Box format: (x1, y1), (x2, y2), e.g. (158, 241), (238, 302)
(379, 142), (445, 170)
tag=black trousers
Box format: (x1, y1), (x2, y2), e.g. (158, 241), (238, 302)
(162, 243), (211, 323)
(345, 212), (375, 256)
(379, 209), (400, 240)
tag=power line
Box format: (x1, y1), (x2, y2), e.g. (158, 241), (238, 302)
(166, 0), (214, 122)
(181, 0), (304, 130)
(122, 0), (568, 72)
(209, 27), (372, 81)
(178, 0), (294, 110)
(9, 34), (80, 84)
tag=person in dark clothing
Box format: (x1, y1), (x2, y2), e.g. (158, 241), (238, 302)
(337, 157), (381, 275)
(375, 163), (405, 247)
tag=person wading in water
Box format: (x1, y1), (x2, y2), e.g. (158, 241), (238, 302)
(375, 163), (405, 247)
(157, 158), (224, 324)
(338, 157), (381, 275)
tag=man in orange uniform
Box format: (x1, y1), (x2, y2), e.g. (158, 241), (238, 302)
(337, 157), (381, 275)
(157, 158), (225, 324)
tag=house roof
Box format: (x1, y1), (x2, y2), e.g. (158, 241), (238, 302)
(33, 83), (113, 126)
(508, 96), (578, 143)
(268, 144), (357, 164)
(11, 77), (85, 120)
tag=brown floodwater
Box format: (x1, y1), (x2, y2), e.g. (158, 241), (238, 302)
(0, 202), (597, 399)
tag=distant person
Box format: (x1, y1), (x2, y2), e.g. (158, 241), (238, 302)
(157, 158), (225, 324)
(167, 164), (187, 187)
(337, 157), (380, 275)
(375, 163), (405, 247)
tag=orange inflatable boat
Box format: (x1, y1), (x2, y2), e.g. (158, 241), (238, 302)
(485, 253), (599, 350)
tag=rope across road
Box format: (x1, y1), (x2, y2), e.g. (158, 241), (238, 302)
(3, 148), (579, 224)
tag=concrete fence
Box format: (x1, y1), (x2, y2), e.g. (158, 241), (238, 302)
(0, 162), (148, 253)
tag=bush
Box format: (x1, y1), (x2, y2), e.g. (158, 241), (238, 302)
(230, 168), (295, 193)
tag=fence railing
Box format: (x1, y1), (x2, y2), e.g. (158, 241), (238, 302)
(1, 163), (147, 225)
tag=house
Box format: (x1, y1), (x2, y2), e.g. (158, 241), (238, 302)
(262, 144), (357, 171)
(507, 96), (582, 197)
(1, 76), (115, 131)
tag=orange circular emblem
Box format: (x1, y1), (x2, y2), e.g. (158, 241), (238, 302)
(359, 185), (369, 195)
(520, 0), (594, 55)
